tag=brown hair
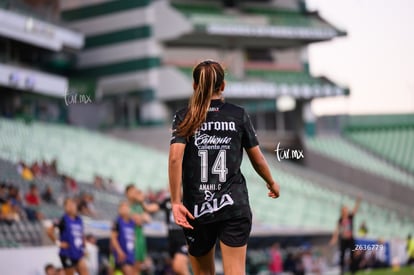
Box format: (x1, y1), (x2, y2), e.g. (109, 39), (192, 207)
(177, 60), (225, 138)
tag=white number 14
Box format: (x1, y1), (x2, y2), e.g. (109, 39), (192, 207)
(198, 150), (228, 183)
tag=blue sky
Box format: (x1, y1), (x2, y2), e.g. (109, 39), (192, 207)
(306, 0), (414, 115)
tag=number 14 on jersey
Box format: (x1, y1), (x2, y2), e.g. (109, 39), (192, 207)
(198, 150), (228, 183)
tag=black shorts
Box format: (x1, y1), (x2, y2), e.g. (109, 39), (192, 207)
(169, 229), (188, 258)
(59, 255), (80, 269)
(115, 261), (134, 271)
(183, 212), (252, 257)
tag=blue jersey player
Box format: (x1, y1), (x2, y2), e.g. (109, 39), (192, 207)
(47, 198), (88, 275)
(111, 201), (136, 275)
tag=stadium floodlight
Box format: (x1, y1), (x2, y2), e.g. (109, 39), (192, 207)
(276, 95), (296, 112)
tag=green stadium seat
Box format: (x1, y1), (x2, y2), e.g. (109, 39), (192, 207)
(306, 135), (414, 187)
(1, 118), (413, 238)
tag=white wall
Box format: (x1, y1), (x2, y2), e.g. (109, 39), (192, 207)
(0, 246), (61, 275)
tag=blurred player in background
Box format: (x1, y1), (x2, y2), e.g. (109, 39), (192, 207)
(407, 234), (414, 265)
(330, 196), (361, 275)
(125, 184), (159, 274)
(160, 195), (190, 275)
(169, 60), (280, 275)
(47, 198), (89, 275)
(111, 201), (136, 275)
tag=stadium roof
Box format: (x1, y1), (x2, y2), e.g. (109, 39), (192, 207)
(167, 2), (346, 48)
(157, 66), (349, 100)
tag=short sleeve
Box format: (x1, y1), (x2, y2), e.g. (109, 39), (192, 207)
(241, 110), (259, 149)
(170, 111), (187, 145)
(112, 220), (120, 232)
(56, 217), (65, 232)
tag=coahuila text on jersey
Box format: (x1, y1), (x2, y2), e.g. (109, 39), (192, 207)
(193, 194), (234, 218)
(195, 134), (232, 147)
(199, 121), (236, 132)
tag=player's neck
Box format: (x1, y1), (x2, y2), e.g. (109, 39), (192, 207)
(211, 94), (222, 100)
(67, 213), (76, 219)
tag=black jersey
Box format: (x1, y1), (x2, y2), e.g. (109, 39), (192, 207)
(171, 99), (259, 223)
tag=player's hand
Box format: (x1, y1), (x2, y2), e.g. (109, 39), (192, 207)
(60, 241), (69, 249)
(266, 181), (280, 199)
(172, 203), (195, 229)
(118, 251), (126, 262)
(131, 213), (143, 225)
(142, 212), (151, 224)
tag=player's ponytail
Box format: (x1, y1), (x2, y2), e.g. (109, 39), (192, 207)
(177, 60), (224, 138)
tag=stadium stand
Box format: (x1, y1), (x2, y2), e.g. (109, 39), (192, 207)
(305, 135), (414, 188)
(344, 114), (414, 174)
(1, 118), (413, 240)
(0, 118), (168, 188)
(0, 220), (43, 248)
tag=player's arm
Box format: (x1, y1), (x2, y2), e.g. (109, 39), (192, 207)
(131, 213), (145, 226)
(111, 223), (126, 261)
(168, 143), (194, 229)
(169, 143), (185, 205)
(246, 146), (280, 198)
(352, 195), (361, 215)
(329, 225), (339, 246)
(46, 219), (68, 248)
(142, 202), (160, 214)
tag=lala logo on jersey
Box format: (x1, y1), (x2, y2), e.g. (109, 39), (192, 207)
(194, 190), (234, 218)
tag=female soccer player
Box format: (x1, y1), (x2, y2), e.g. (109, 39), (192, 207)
(169, 60), (280, 275)
(111, 201), (136, 275)
(330, 196), (361, 275)
(47, 198), (88, 275)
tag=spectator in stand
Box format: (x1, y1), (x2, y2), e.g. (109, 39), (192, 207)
(31, 161), (42, 178)
(0, 183), (8, 204)
(25, 184), (41, 207)
(78, 193), (97, 218)
(107, 178), (116, 192)
(8, 186), (25, 218)
(0, 197), (20, 223)
(25, 184), (44, 221)
(50, 159), (58, 176)
(62, 175), (78, 193)
(44, 263), (56, 275)
(268, 243), (283, 275)
(42, 185), (56, 204)
(17, 161), (24, 174)
(20, 163), (34, 181)
(93, 175), (105, 190)
(41, 160), (50, 176)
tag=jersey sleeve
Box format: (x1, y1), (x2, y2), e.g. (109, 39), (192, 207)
(56, 217), (65, 232)
(170, 111), (187, 145)
(112, 220), (120, 232)
(241, 109), (259, 149)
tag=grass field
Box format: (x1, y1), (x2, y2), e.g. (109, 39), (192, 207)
(349, 266), (414, 275)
